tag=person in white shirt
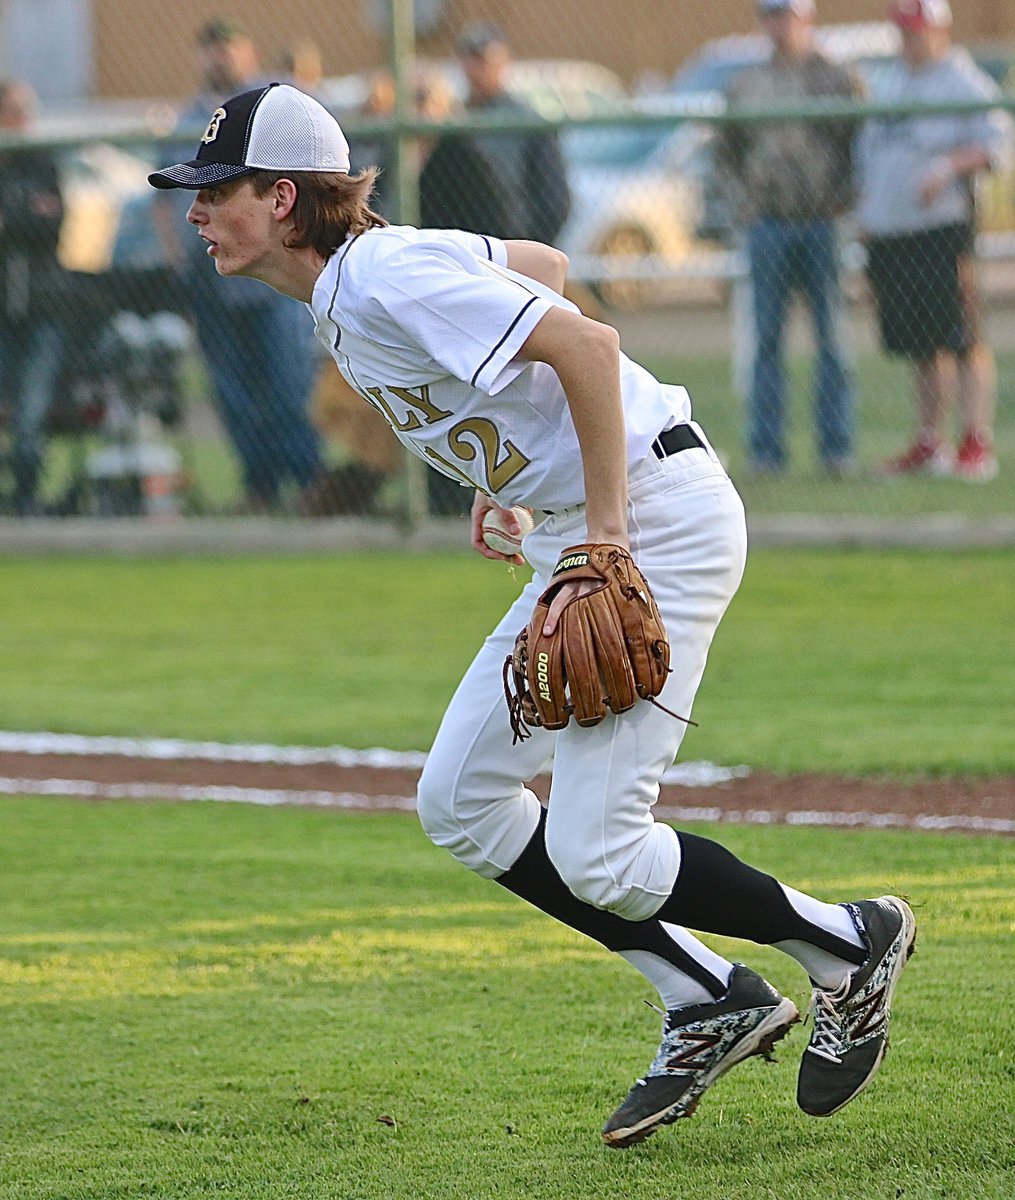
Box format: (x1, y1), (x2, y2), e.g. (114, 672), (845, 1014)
(855, 0), (1012, 479)
(149, 83), (917, 1146)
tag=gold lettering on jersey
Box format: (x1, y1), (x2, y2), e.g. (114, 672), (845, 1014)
(422, 447), (482, 491)
(388, 386), (452, 423)
(201, 108), (227, 144)
(447, 419), (530, 494)
(363, 385), (451, 432)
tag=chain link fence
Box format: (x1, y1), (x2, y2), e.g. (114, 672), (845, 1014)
(0, 1), (1013, 528)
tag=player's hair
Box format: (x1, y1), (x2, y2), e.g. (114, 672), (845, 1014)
(249, 168), (388, 259)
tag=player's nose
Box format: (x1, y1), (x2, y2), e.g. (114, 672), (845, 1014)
(187, 196), (206, 225)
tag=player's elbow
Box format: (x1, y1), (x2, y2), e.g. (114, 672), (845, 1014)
(580, 318), (621, 371)
(548, 246), (569, 290)
(505, 240), (569, 292)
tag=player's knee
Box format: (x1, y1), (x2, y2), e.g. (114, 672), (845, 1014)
(546, 836), (620, 913)
(415, 763), (498, 878)
(415, 763), (455, 847)
(546, 834), (663, 921)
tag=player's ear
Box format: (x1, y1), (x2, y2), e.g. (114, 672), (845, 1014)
(271, 178), (299, 221)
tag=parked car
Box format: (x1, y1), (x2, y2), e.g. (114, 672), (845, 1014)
(57, 140), (156, 273)
(558, 21), (1015, 309)
(556, 109), (718, 308)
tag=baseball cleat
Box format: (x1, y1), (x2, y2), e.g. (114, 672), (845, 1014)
(602, 964), (799, 1148)
(797, 895), (917, 1117)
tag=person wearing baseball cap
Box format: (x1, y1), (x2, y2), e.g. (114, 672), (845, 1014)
(887, 0), (951, 31)
(150, 80), (920, 1146)
(855, 0), (1012, 479)
(715, 0), (864, 477)
(151, 26), (330, 515)
(453, 21), (571, 246)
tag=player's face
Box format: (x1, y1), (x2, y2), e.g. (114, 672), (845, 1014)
(187, 178), (279, 279)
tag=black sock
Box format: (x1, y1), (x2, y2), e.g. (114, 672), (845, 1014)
(656, 832), (866, 966)
(495, 808), (726, 999)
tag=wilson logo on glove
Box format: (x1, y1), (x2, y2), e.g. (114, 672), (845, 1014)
(502, 543), (696, 742)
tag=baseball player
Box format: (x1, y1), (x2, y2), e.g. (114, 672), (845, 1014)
(150, 84), (916, 1147)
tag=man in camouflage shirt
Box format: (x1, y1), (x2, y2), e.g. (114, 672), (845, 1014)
(717, 0), (864, 476)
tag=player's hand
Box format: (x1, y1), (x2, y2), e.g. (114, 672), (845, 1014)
(470, 493), (526, 565)
(542, 533), (629, 633)
(542, 578), (599, 635)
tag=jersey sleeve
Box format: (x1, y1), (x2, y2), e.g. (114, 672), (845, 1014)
(360, 233), (552, 394)
(444, 229), (509, 269)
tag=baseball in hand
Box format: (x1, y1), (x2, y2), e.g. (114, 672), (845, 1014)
(481, 506), (534, 556)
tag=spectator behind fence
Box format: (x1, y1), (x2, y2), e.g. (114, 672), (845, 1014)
(278, 38), (324, 97)
(455, 22), (571, 244)
(856, 0), (1012, 481)
(0, 79), (66, 516)
(418, 71), (511, 237)
(346, 70), (398, 218)
(716, 0), (864, 477)
(153, 17), (328, 514)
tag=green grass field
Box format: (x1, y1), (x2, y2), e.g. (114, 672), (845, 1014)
(35, 346), (1015, 519)
(646, 347), (1015, 519)
(1, 798), (1012, 1200)
(0, 548), (1010, 772)
(0, 547), (1011, 1197)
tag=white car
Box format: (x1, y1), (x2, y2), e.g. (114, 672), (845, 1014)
(557, 23), (902, 308)
(557, 112), (718, 309)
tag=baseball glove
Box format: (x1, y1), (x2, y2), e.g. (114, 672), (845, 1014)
(503, 543), (690, 741)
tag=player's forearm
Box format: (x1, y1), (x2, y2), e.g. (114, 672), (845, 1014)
(520, 308), (629, 546)
(938, 146), (993, 177)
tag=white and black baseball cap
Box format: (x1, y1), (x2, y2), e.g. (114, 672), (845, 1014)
(148, 82), (350, 190)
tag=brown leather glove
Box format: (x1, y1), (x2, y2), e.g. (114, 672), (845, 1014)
(504, 543), (672, 739)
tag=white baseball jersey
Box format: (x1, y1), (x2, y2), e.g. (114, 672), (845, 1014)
(309, 223), (747, 941)
(310, 225), (691, 512)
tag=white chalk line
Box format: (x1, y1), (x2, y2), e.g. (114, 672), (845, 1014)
(0, 731), (1008, 834)
(0, 730), (428, 770)
(0, 776), (1010, 835)
(0, 730), (749, 788)
(0, 776), (416, 811)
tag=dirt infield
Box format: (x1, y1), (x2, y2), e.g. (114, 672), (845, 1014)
(1, 746), (1011, 835)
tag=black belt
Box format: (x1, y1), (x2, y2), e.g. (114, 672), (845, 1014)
(542, 425), (705, 516)
(652, 424), (705, 458)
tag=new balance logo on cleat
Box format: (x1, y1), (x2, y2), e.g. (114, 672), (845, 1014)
(663, 1031), (723, 1072)
(851, 985), (889, 1042)
(602, 964), (799, 1149)
(797, 895), (917, 1116)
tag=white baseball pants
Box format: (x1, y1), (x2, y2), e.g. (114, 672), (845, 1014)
(417, 427), (747, 923)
